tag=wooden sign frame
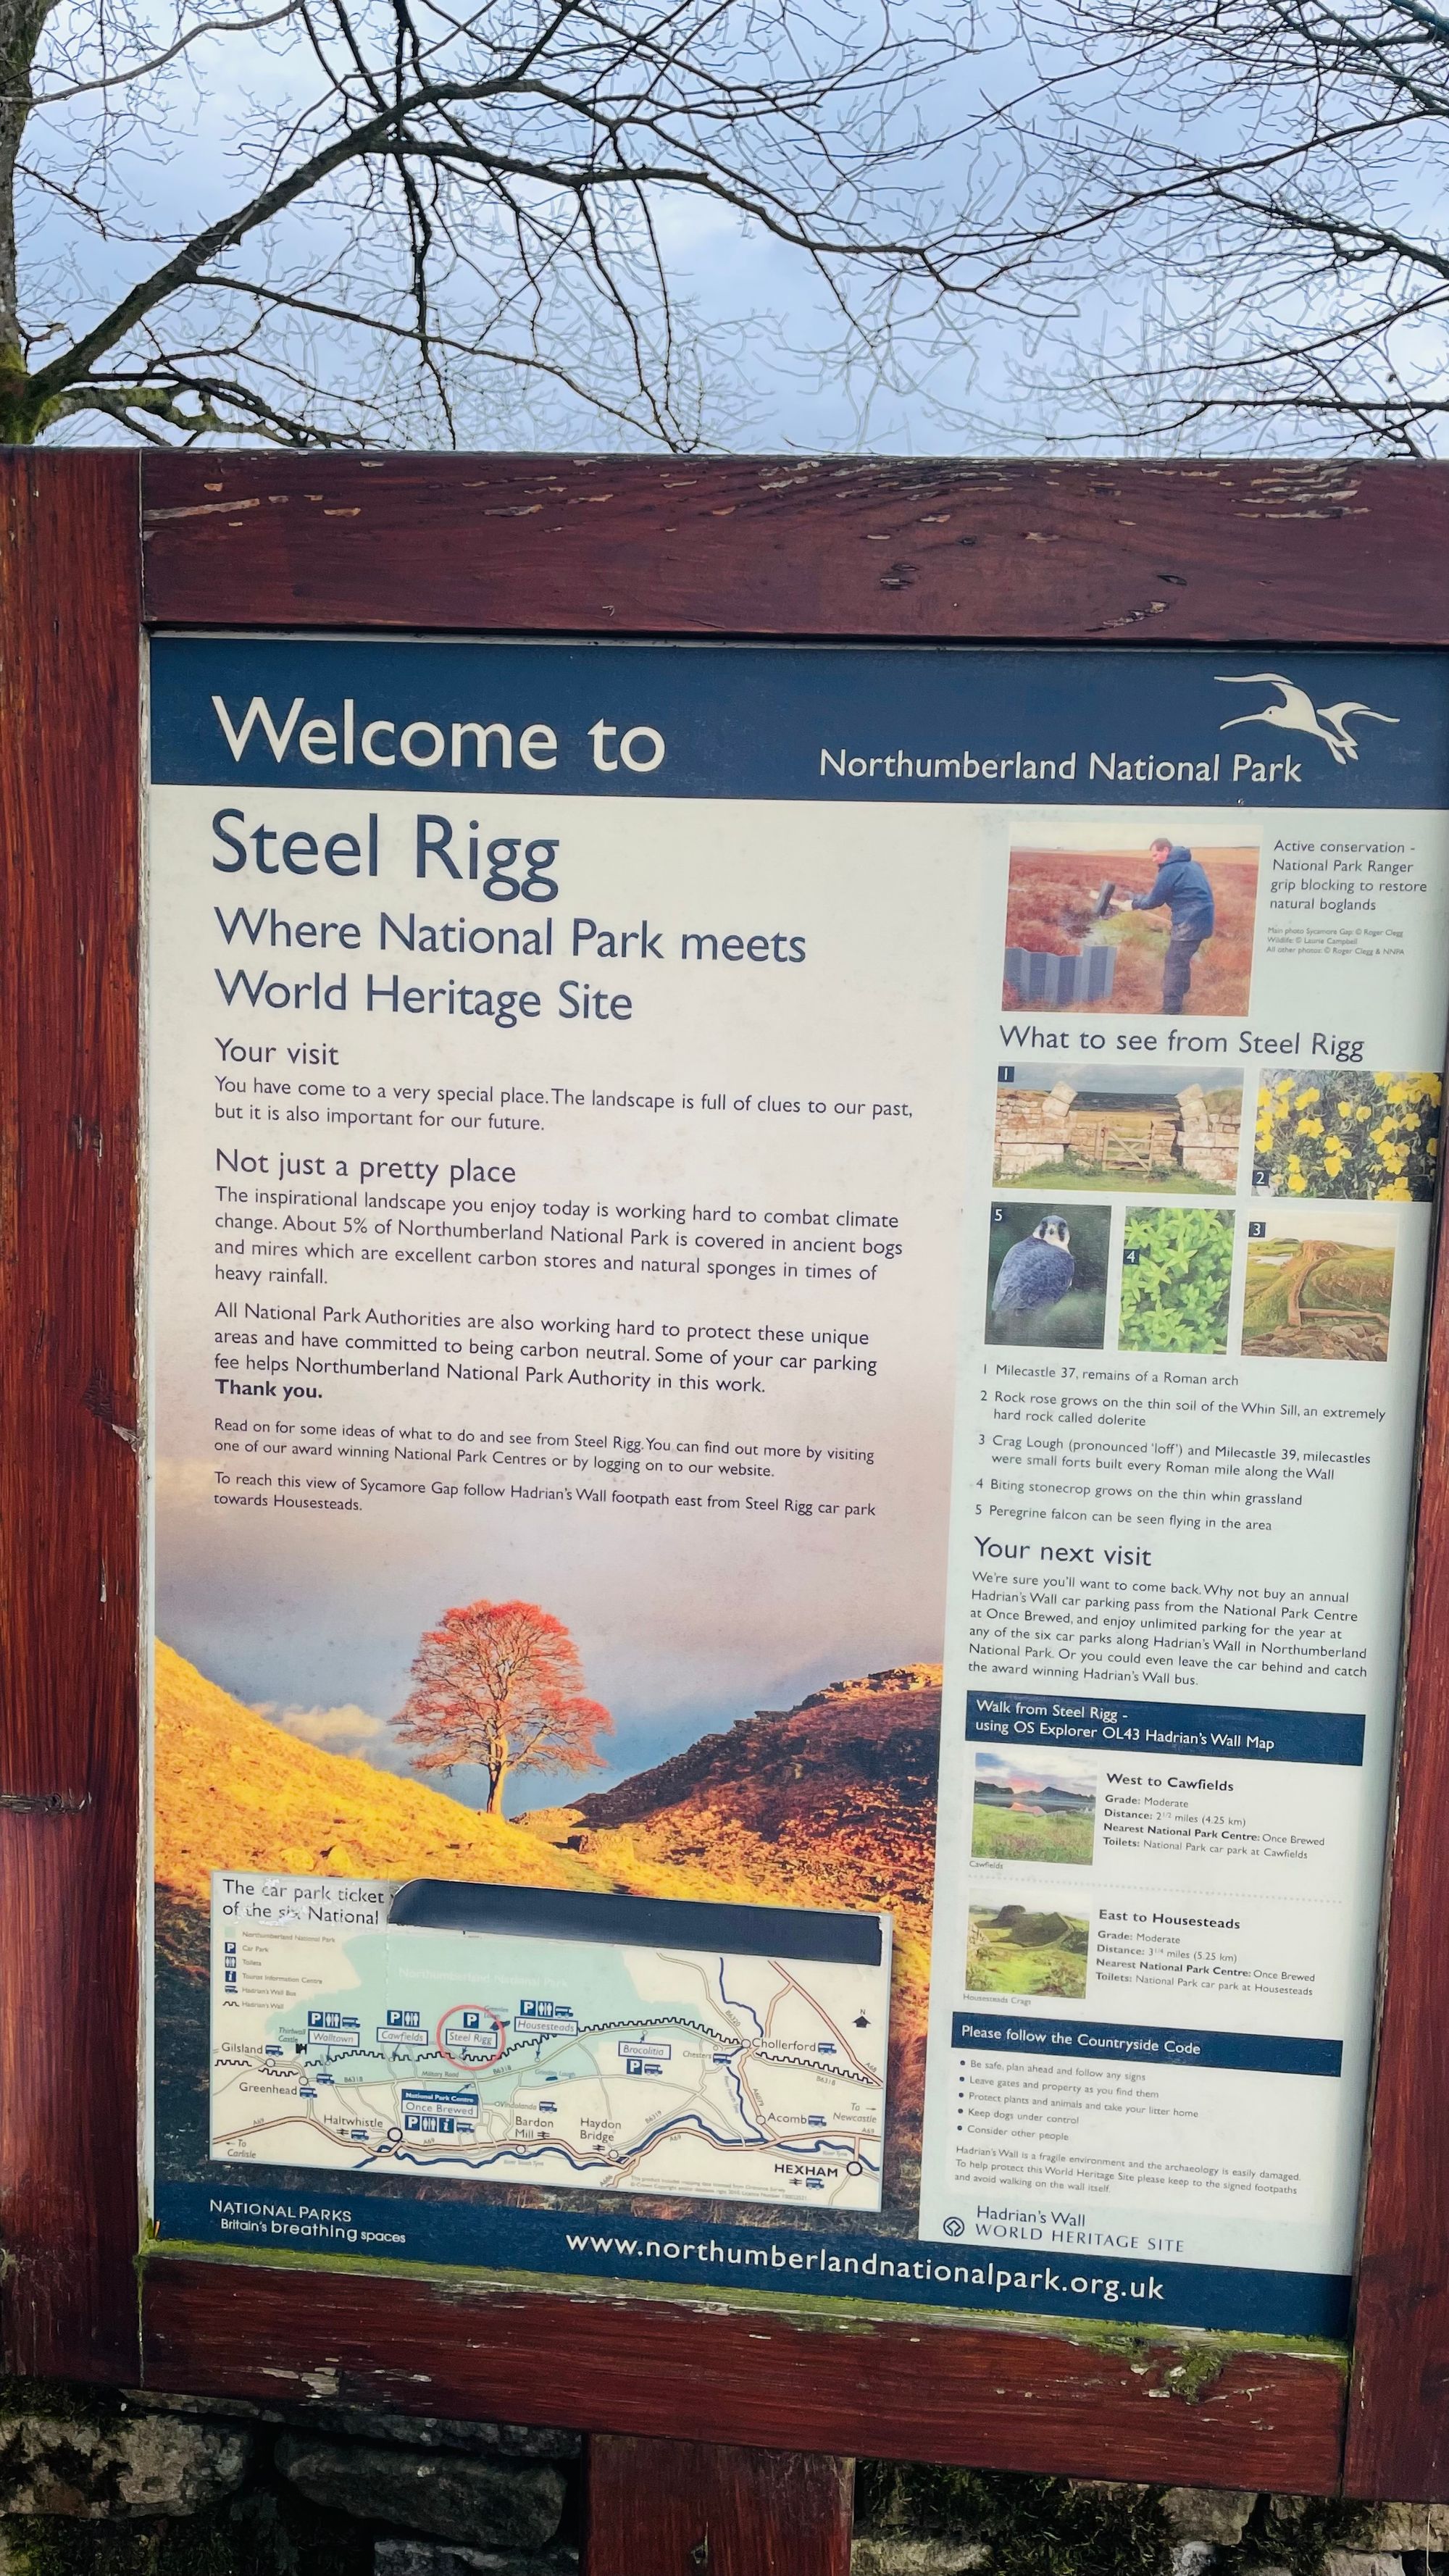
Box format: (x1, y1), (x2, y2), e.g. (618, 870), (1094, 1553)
(5, 448), (1449, 2515)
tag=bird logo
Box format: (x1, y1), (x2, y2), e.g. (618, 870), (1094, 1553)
(992, 1214), (1074, 1316)
(1215, 674), (1398, 766)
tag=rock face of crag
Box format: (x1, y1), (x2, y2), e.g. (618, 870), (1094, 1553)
(567, 1664), (943, 1937)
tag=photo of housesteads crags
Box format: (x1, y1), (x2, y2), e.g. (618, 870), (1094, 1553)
(1240, 1206), (1397, 1362)
(994, 1062), (1242, 1195)
(971, 1748), (1095, 1865)
(1002, 832), (1258, 1017)
(966, 1902), (1090, 1998)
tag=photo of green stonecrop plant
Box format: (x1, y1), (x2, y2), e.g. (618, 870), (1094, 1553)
(1253, 1070), (1442, 1202)
(1119, 1205), (1236, 1355)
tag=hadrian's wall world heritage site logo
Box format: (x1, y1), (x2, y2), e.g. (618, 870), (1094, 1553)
(1216, 674), (1399, 766)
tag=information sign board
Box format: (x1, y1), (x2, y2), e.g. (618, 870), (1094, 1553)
(145, 635), (1449, 2344)
(11, 452), (1449, 2505)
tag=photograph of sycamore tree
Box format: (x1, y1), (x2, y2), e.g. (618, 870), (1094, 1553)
(396, 1599), (613, 1810)
(154, 1611), (944, 2225)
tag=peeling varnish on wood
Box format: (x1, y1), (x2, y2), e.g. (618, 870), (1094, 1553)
(144, 497), (262, 523)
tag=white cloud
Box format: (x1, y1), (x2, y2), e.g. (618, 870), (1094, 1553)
(254, 1702), (408, 1769)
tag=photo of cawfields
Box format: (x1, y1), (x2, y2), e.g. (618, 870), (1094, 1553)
(971, 1747), (1095, 1865)
(1240, 1206), (1398, 1363)
(993, 1063), (1241, 1195)
(966, 1902), (1090, 1998)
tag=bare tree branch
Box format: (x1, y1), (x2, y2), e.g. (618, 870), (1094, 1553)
(27, 4), (297, 108)
(5, 0), (1003, 445)
(962, 0), (1449, 451)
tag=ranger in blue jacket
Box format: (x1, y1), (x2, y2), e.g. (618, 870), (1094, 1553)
(1120, 837), (1216, 1014)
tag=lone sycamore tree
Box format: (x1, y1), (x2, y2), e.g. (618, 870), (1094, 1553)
(396, 1597), (611, 1811)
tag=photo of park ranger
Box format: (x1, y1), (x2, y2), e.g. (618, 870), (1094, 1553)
(1108, 837), (1216, 1015)
(1001, 824), (1257, 1019)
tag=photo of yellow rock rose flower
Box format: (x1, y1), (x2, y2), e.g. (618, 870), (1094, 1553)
(1253, 1070), (1441, 1202)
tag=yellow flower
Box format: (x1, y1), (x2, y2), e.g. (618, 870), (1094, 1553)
(1294, 1088), (1321, 1109)
(1337, 1102), (1355, 1118)
(1287, 1174), (1308, 1193)
(1387, 1081), (1409, 1104)
(1356, 1105), (1372, 1122)
(1377, 1178), (1413, 1201)
(1296, 1116), (1324, 1138)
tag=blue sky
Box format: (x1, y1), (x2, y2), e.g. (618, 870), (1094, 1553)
(30, 0), (1438, 458)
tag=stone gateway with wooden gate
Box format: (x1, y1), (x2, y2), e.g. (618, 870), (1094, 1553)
(993, 1078), (1240, 1187)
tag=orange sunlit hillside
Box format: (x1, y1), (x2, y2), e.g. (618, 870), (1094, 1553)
(154, 1639), (617, 1906)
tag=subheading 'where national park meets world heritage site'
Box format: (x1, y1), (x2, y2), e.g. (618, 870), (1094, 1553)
(146, 640), (1449, 2338)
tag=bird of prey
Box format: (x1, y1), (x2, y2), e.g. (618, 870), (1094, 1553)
(1215, 674), (1396, 765)
(993, 1216), (1074, 1315)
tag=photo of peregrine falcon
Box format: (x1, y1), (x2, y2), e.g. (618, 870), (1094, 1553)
(985, 1199), (1111, 1350)
(992, 1215), (1074, 1316)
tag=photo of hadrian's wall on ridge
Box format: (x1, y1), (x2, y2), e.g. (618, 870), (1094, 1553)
(1002, 828), (1258, 1017)
(993, 1063), (1242, 1195)
(1240, 1206), (1398, 1363)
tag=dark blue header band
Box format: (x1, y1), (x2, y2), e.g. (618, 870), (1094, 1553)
(966, 1689), (1365, 1766)
(150, 638), (1448, 808)
(154, 2180), (1348, 2336)
(952, 2012), (1342, 2078)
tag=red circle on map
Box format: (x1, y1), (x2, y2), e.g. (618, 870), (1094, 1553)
(435, 2004), (506, 2069)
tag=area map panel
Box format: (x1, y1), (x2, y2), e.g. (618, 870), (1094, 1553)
(212, 1873), (892, 2212)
